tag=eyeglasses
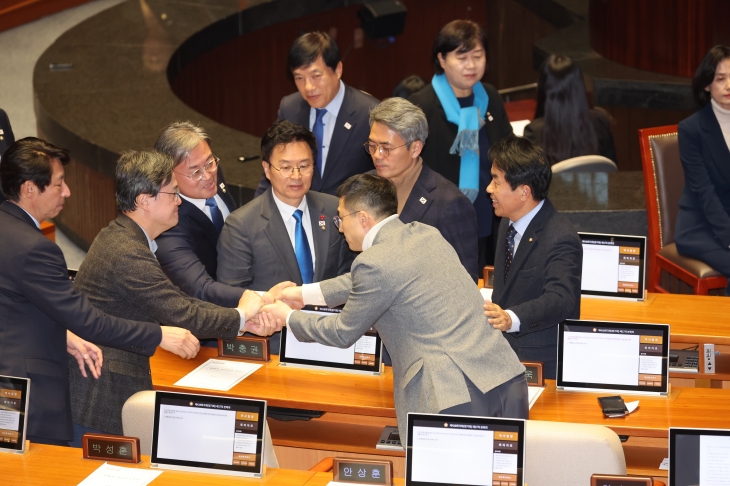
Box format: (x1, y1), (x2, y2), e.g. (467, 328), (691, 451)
(175, 156), (219, 182)
(158, 190), (181, 202)
(267, 162), (315, 177)
(333, 211), (361, 229)
(363, 141), (407, 158)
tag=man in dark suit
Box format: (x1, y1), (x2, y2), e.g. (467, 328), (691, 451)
(262, 174), (527, 442)
(367, 97), (479, 281)
(0, 108), (15, 201)
(68, 150), (278, 443)
(0, 138), (199, 445)
(155, 121), (242, 307)
(485, 137), (582, 379)
(255, 31), (379, 197)
(218, 121), (354, 353)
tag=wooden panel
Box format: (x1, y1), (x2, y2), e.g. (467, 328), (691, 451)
(275, 446), (405, 477)
(0, 0), (93, 33)
(40, 220), (55, 242)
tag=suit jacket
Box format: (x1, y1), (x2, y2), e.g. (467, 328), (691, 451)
(255, 84), (379, 196)
(0, 109), (14, 201)
(675, 102), (730, 253)
(491, 199), (582, 378)
(399, 164), (479, 281)
(288, 218), (525, 440)
(68, 214), (241, 434)
(217, 188), (355, 352)
(156, 168), (241, 307)
(0, 202), (161, 442)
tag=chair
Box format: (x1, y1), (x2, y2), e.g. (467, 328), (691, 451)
(638, 125), (727, 295)
(551, 155), (618, 174)
(525, 420), (626, 486)
(121, 390), (279, 467)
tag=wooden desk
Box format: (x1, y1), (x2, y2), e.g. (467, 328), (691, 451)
(0, 444), (315, 485)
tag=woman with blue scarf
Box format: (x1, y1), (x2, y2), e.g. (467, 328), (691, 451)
(409, 20), (513, 268)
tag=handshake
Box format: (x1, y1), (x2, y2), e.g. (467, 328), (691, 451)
(237, 281), (305, 337)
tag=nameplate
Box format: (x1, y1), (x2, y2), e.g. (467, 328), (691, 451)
(483, 265), (495, 289)
(333, 458), (393, 485)
(521, 361), (544, 387)
(218, 336), (271, 362)
(82, 433), (141, 463)
(591, 474), (653, 485)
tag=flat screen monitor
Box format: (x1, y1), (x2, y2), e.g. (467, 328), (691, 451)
(0, 375), (30, 453)
(557, 319), (669, 395)
(406, 413), (525, 486)
(670, 427), (730, 486)
(279, 305), (383, 375)
(150, 391), (267, 477)
(578, 232), (646, 301)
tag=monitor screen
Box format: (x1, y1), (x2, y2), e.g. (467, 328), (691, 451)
(0, 375), (30, 453)
(578, 233), (646, 301)
(670, 427), (730, 485)
(406, 413), (525, 486)
(150, 391), (267, 477)
(279, 305), (383, 374)
(557, 320), (669, 394)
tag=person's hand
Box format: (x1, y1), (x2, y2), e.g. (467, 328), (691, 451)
(159, 327), (200, 359)
(280, 286), (304, 310)
(263, 281), (296, 304)
(67, 331), (103, 379)
(484, 301), (512, 331)
(238, 290), (265, 320)
(243, 309), (284, 336)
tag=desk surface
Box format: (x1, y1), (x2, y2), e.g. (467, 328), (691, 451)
(0, 444), (315, 486)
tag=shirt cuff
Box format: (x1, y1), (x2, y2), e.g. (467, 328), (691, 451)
(285, 310), (296, 327)
(505, 310), (520, 333)
(236, 308), (246, 335)
(302, 283), (325, 306)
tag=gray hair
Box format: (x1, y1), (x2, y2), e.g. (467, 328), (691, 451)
(368, 97), (428, 147)
(115, 150), (174, 212)
(154, 121), (210, 166)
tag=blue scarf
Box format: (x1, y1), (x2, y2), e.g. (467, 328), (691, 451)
(431, 73), (488, 203)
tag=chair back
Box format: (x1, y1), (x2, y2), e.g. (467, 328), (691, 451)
(525, 420), (626, 486)
(551, 155), (618, 174)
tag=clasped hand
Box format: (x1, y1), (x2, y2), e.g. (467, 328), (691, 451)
(238, 282), (305, 336)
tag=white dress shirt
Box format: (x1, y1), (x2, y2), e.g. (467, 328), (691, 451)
(180, 193), (231, 221)
(308, 80), (345, 175)
(271, 192), (317, 271)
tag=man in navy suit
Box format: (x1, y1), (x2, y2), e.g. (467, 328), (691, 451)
(255, 32), (379, 197)
(485, 137), (582, 379)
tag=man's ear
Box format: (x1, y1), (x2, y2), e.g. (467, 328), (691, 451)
(262, 161), (271, 181)
(521, 184), (533, 202)
(136, 194), (150, 210)
(21, 181), (36, 198)
(409, 140), (423, 159)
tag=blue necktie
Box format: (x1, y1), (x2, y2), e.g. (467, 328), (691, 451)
(293, 209), (314, 284)
(205, 197), (224, 234)
(313, 108), (327, 177)
(505, 225), (517, 282)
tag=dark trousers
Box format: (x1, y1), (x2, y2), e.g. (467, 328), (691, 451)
(440, 372), (529, 419)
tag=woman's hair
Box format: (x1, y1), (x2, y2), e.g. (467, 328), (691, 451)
(534, 54), (598, 165)
(692, 45), (730, 107)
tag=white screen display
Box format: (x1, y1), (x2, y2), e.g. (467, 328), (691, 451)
(700, 435), (730, 485)
(157, 404), (235, 464)
(411, 426), (494, 485)
(582, 244), (620, 292)
(562, 331), (640, 386)
(0, 409), (20, 431)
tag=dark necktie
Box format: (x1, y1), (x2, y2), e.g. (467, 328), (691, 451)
(504, 224), (518, 282)
(293, 209), (314, 284)
(205, 197), (224, 234)
(313, 108), (327, 177)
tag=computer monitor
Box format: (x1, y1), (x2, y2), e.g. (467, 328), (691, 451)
(279, 305), (383, 375)
(405, 413), (525, 486)
(150, 391), (267, 478)
(557, 319), (670, 395)
(670, 427), (730, 485)
(0, 375), (30, 454)
(578, 232), (646, 301)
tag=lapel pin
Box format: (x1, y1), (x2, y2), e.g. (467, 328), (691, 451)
(319, 214), (326, 230)
(344, 122), (352, 130)
(419, 197), (427, 205)
(487, 111), (493, 121)
(529, 238), (533, 242)
(219, 183), (226, 193)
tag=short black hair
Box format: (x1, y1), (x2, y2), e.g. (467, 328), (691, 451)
(260, 120), (317, 165)
(392, 75), (426, 98)
(692, 45), (730, 107)
(115, 150), (174, 212)
(287, 31), (340, 74)
(432, 20), (487, 75)
(336, 174), (397, 220)
(0, 137), (69, 202)
(489, 136), (551, 201)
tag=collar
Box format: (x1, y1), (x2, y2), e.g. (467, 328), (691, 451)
(510, 199), (545, 236)
(13, 203), (41, 229)
(711, 98), (730, 117)
(271, 190), (308, 218)
(314, 80), (345, 118)
(131, 220), (158, 254)
(362, 214), (399, 251)
(180, 194), (208, 212)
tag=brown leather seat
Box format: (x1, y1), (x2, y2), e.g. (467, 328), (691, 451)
(639, 126), (727, 295)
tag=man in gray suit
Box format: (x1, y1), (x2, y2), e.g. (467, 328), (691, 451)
(263, 174), (527, 441)
(484, 137), (582, 379)
(218, 120), (354, 353)
(68, 150), (278, 444)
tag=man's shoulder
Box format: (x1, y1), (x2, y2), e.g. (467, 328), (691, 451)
(420, 165), (471, 204)
(229, 191), (269, 225)
(305, 189), (339, 209)
(539, 200), (580, 242)
(342, 84), (379, 111)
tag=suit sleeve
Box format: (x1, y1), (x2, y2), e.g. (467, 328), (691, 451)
(438, 195), (480, 282)
(156, 229), (243, 307)
(216, 212), (256, 288)
(678, 121), (730, 247)
(509, 227), (582, 335)
(289, 262), (391, 347)
(21, 238), (162, 355)
(320, 273), (353, 307)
